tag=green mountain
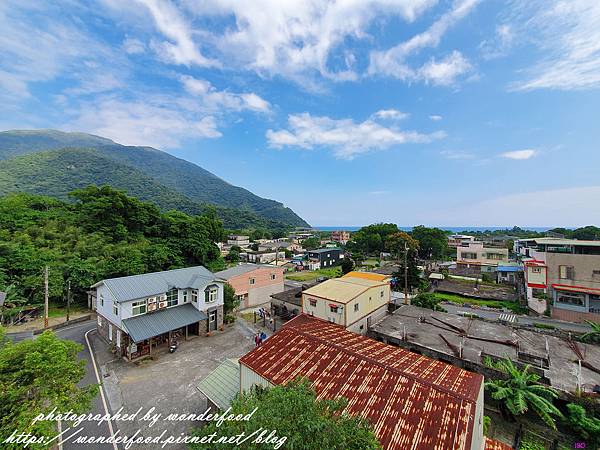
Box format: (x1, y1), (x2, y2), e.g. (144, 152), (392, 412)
(0, 130), (309, 228)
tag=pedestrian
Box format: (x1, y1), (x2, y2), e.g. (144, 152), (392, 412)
(260, 331), (267, 343)
(254, 333), (260, 347)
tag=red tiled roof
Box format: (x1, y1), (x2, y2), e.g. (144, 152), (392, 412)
(485, 437), (513, 450)
(239, 314), (484, 450)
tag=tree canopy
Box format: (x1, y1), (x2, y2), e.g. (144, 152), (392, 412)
(0, 187), (227, 318)
(0, 330), (97, 448)
(189, 378), (381, 450)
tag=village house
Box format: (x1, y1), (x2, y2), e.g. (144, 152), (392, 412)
(92, 266), (224, 361)
(234, 314), (509, 450)
(226, 234), (250, 247)
(307, 247), (342, 269)
(330, 229), (350, 244)
(516, 237), (600, 322)
(301, 274), (389, 334)
(215, 264), (284, 310)
(242, 249), (286, 264)
(257, 240), (302, 253)
(456, 241), (509, 274)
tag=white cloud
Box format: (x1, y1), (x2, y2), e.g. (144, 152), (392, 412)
(369, 190), (390, 195)
(500, 149), (537, 160)
(417, 51), (472, 86)
(441, 150), (474, 160)
(135, 0), (218, 67)
(479, 24), (514, 60)
(372, 109), (409, 120)
(123, 37), (145, 55)
(511, 0), (600, 90)
(68, 96), (222, 149)
(180, 76), (271, 113)
(429, 114), (443, 121)
(368, 0), (480, 83)
(125, 0), (439, 85)
(266, 112), (445, 159)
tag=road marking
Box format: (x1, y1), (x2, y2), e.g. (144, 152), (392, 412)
(85, 329), (119, 450)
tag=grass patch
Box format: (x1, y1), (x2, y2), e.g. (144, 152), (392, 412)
(47, 303), (88, 318)
(433, 292), (525, 313)
(286, 267), (342, 282)
(533, 322), (555, 330)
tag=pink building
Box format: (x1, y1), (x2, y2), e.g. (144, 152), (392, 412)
(331, 230), (350, 244)
(215, 264), (284, 310)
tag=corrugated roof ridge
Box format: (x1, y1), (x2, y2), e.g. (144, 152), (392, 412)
(267, 317), (480, 403)
(102, 265), (214, 283)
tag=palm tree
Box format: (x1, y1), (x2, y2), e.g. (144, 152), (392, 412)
(581, 321), (600, 342)
(485, 358), (563, 429)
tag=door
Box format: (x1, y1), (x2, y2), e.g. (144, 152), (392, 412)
(208, 310), (217, 331)
(116, 329), (121, 348)
(108, 323), (113, 341)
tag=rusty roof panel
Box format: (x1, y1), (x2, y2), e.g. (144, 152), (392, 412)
(240, 314), (483, 450)
(485, 437), (513, 450)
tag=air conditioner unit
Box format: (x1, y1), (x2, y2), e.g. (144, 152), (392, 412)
(148, 303), (157, 312)
(159, 294), (167, 301)
(148, 297), (157, 303)
(158, 301), (167, 309)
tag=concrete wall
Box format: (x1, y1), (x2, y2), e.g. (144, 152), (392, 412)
(226, 267), (285, 310)
(346, 304), (388, 335)
(346, 284), (390, 326)
(302, 295), (345, 325)
(240, 364), (273, 393)
(546, 253), (600, 291)
(457, 243), (509, 266)
(471, 382), (485, 450)
(526, 265), (547, 287)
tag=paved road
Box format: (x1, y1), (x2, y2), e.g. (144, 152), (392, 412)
(442, 303), (593, 333)
(7, 321), (117, 449)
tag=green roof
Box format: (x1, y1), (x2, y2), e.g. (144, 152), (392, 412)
(197, 359), (240, 410)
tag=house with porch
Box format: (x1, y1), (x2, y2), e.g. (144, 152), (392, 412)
(215, 264), (284, 310)
(92, 266), (224, 361)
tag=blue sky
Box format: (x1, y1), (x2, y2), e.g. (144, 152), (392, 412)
(1, 0), (600, 227)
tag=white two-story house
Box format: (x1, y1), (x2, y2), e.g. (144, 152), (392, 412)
(92, 266), (224, 361)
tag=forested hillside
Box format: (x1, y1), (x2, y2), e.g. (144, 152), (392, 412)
(0, 129), (309, 227)
(0, 148), (292, 230)
(0, 187), (227, 318)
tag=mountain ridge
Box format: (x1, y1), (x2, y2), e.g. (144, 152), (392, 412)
(0, 129), (309, 228)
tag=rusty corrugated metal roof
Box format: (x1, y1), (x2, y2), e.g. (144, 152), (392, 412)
(484, 437), (513, 450)
(240, 314), (483, 450)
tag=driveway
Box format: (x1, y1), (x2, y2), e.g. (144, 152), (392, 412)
(97, 321), (255, 449)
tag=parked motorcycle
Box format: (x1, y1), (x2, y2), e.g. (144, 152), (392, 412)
(169, 340), (178, 353)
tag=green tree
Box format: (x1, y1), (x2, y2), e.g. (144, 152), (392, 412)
(223, 283), (240, 314)
(341, 257), (355, 274)
(188, 378), (381, 450)
(0, 330), (98, 448)
(226, 246), (242, 263)
(581, 320), (600, 342)
(412, 293), (445, 311)
(301, 237), (320, 250)
(485, 358), (562, 429)
(347, 223), (399, 255)
(562, 403), (600, 446)
(410, 226), (448, 260)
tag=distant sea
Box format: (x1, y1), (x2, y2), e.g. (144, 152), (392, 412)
(314, 226), (555, 232)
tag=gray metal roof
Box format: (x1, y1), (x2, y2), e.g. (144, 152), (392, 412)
(215, 264), (277, 279)
(122, 303), (207, 343)
(197, 359), (240, 410)
(93, 266), (217, 302)
(309, 248), (341, 254)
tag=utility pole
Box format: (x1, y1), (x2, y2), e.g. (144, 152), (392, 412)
(66, 279), (71, 322)
(44, 266), (49, 329)
(404, 242), (409, 305)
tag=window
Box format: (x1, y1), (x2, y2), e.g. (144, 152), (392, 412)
(100, 294), (104, 307)
(113, 303), (119, 316)
(330, 305), (339, 313)
(205, 286), (218, 303)
(532, 267), (542, 273)
(556, 292), (585, 307)
(209, 310), (217, 323)
(249, 278), (256, 285)
(309, 299), (317, 307)
(593, 270), (600, 280)
(559, 265), (575, 280)
(354, 303), (359, 312)
(380, 291), (384, 298)
(183, 290), (188, 303)
(270, 273), (276, 280)
(461, 252), (477, 259)
(192, 290), (198, 303)
(166, 288), (178, 307)
(132, 300), (147, 316)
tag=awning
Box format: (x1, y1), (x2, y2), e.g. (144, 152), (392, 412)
(122, 303), (207, 343)
(552, 284), (600, 296)
(197, 359), (240, 410)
